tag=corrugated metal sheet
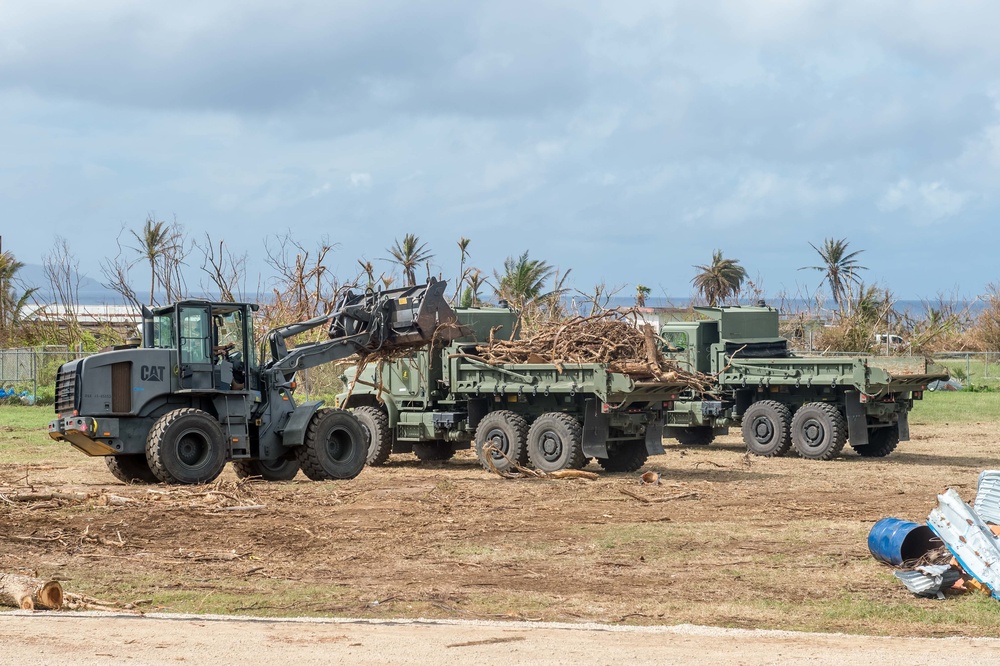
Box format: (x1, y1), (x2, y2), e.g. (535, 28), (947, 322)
(892, 565), (961, 599)
(927, 488), (1000, 599)
(974, 470), (1000, 524)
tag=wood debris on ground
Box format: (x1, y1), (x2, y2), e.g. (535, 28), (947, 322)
(0, 573), (63, 610)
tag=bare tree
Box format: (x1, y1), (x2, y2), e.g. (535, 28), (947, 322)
(100, 227), (142, 311)
(196, 233), (247, 302)
(43, 237), (83, 342)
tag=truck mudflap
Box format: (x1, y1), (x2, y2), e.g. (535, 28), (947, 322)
(844, 391), (868, 447)
(582, 398), (609, 459)
(644, 417), (665, 455)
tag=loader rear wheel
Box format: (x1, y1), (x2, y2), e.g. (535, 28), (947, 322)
(741, 400), (793, 457)
(475, 410), (529, 473)
(297, 409), (368, 481)
(146, 409), (227, 485)
(791, 402), (847, 460)
(106, 454), (160, 484)
(673, 427), (715, 446)
(597, 440), (648, 472)
(232, 457), (300, 481)
(852, 425), (900, 458)
(413, 441), (455, 462)
(527, 412), (586, 473)
(354, 406), (392, 466)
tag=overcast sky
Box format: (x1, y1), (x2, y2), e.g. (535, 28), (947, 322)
(2, 1), (998, 303)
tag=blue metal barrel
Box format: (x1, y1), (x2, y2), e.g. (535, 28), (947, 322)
(868, 518), (938, 565)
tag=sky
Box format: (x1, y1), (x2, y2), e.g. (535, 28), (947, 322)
(2, 0), (999, 304)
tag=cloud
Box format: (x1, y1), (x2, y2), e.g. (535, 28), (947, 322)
(877, 178), (971, 222)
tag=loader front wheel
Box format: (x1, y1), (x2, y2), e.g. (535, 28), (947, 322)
(232, 457), (300, 481)
(146, 409), (227, 485)
(741, 400), (793, 457)
(106, 454), (160, 484)
(297, 409), (367, 481)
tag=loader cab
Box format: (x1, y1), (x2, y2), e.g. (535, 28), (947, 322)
(142, 301), (259, 392)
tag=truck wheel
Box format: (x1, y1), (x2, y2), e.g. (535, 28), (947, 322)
(475, 410), (529, 473)
(791, 402), (847, 460)
(597, 440), (648, 472)
(106, 454), (160, 484)
(413, 441), (455, 461)
(527, 413), (586, 472)
(297, 409), (368, 481)
(852, 425), (900, 458)
(232, 457), (300, 481)
(354, 406), (392, 466)
(674, 427), (715, 446)
(741, 400), (793, 457)
(146, 409), (227, 485)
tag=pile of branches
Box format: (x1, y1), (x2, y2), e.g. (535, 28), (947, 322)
(473, 309), (711, 389)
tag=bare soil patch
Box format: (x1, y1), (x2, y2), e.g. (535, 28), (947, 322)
(3, 421), (1000, 635)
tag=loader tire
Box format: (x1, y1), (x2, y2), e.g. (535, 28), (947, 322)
(354, 406), (393, 466)
(413, 441), (456, 461)
(596, 440), (649, 473)
(852, 425), (900, 458)
(297, 409), (367, 481)
(232, 457), (300, 481)
(526, 412), (586, 472)
(146, 409), (227, 485)
(106, 454), (160, 484)
(475, 410), (529, 474)
(741, 400), (793, 457)
(791, 402), (847, 460)
(673, 427), (715, 446)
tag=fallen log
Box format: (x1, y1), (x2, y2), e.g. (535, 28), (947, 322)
(0, 573), (63, 610)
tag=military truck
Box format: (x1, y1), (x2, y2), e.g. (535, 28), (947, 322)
(339, 307), (691, 473)
(657, 306), (949, 460)
(48, 279), (462, 484)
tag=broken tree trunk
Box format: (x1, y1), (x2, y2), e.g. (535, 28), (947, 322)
(0, 573), (63, 610)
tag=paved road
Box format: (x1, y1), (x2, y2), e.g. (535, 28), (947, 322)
(1, 612), (996, 665)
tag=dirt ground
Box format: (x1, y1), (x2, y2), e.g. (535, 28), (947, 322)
(2, 419), (1000, 637)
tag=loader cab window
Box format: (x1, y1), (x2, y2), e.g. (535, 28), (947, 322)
(179, 307), (211, 364)
(151, 312), (176, 349)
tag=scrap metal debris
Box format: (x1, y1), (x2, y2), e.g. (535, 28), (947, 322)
(927, 488), (1000, 598)
(892, 565), (962, 599)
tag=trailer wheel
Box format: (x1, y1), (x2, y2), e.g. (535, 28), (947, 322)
(297, 409), (368, 481)
(146, 409), (227, 485)
(475, 410), (529, 473)
(354, 406), (393, 466)
(413, 441), (455, 462)
(852, 425), (899, 458)
(597, 440), (648, 472)
(232, 457), (300, 481)
(741, 400), (793, 457)
(791, 402), (847, 460)
(674, 427), (715, 446)
(527, 413), (586, 472)
(106, 454), (160, 484)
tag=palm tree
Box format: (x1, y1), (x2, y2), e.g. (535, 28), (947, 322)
(453, 237), (471, 302)
(386, 233), (433, 287)
(131, 217), (170, 305)
(493, 251), (558, 310)
(691, 250), (747, 307)
(461, 269), (485, 307)
(635, 284), (651, 307)
(0, 250), (38, 345)
(801, 238), (866, 313)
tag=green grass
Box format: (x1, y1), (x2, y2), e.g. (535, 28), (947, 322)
(0, 405), (71, 464)
(910, 391), (1000, 424)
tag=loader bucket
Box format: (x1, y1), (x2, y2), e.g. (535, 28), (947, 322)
(329, 278), (468, 350)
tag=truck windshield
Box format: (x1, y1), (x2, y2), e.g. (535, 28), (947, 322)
(662, 331), (688, 352)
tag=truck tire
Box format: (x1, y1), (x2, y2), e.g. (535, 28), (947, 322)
(673, 427), (715, 446)
(232, 457), (300, 481)
(741, 400), (793, 457)
(146, 408), (227, 485)
(354, 406), (392, 466)
(527, 413), (586, 472)
(852, 425), (900, 458)
(475, 410), (529, 473)
(297, 409), (368, 481)
(791, 402), (847, 460)
(106, 454), (160, 484)
(597, 440), (648, 472)
(413, 441), (455, 461)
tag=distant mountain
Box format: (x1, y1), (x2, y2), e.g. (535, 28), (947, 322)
(17, 263), (127, 305)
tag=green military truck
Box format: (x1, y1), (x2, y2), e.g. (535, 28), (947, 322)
(339, 307), (691, 473)
(657, 306), (948, 460)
